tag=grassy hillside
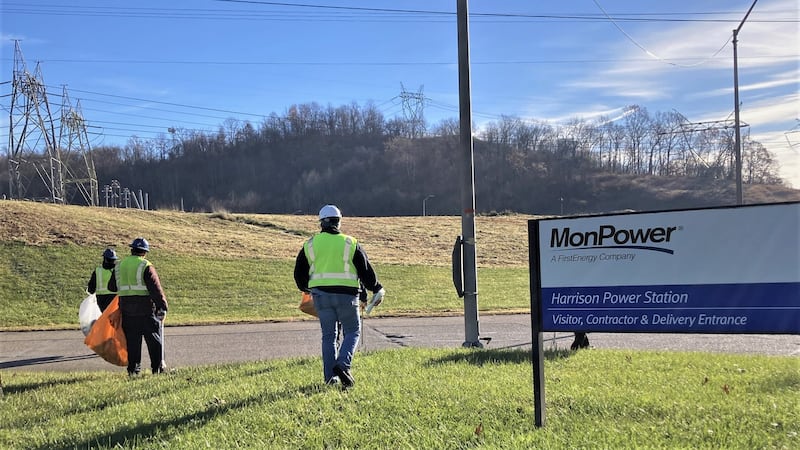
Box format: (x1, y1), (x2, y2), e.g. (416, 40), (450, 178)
(0, 200), (535, 330)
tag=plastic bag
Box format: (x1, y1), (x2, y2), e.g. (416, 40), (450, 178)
(79, 293), (102, 336)
(299, 291), (317, 317)
(84, 296), (128, 366)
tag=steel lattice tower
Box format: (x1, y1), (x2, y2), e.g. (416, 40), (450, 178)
(7, 41), (61, 201)
(400, 83), (425, 138)
(7, 41), (98, 205)
(59, 87), (99, 205)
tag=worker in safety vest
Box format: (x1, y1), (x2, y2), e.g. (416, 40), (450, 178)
(293, 204), (385, 389)
(87, 248), (118, 312)
(109, 237), (168, 376)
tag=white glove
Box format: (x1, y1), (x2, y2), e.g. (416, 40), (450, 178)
(365, 288), (385, 315)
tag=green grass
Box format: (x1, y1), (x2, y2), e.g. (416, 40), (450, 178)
(0, 243), (529, 330)
(1, 348), (797, 449)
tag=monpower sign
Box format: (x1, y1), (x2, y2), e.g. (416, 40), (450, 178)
(530, 202), (800, 334)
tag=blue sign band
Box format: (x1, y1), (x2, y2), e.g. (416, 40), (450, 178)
(541, 282), (800, 333)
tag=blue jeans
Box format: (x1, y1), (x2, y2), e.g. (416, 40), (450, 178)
(312, 289), (361, 382)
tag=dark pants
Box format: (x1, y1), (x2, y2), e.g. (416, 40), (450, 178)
(571, 332), (590, 350)
(97, 294), (116, 312)
(122, 314), (164, 374)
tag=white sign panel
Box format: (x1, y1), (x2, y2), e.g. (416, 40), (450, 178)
(532, 203), (799, 334)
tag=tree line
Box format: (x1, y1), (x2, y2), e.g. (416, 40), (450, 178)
(2, 102), (784, 215)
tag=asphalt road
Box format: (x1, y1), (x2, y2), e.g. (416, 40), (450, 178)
(1, 314), (798, 372)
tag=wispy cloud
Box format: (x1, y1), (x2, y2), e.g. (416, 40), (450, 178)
(703, 68), (800, 97)
(568, 0), (798, 96)
(557, 0), (799, 186)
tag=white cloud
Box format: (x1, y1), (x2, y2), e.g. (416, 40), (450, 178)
(550, 0), (800, 187)
(565, 0), (798, 97)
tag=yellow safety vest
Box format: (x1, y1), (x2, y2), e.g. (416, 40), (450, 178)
(116, 255), (152, 297)
(304, 233), (359, 288)
(95, 267), (116, 295)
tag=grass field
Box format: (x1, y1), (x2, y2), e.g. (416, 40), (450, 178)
(2, 348), (798, 449)
(0, 200), (535, 330)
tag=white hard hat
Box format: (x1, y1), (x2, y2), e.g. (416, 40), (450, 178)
(318, 204), (342, 220)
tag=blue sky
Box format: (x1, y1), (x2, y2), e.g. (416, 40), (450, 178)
(2, 0), (798, 187)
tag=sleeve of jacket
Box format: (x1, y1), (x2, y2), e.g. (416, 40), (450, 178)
(294, 248), (311, 292)
(144, 266), (168, 311)
(87, 270), (97, 294)
(352, 243), (382, 293)
(108, 270), (117, 293)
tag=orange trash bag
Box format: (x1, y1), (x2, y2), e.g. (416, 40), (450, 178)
(299, 291), (317, 317)
(84, 296), (128, 366)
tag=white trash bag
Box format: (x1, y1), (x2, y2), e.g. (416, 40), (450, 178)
(79, 293), (102, 336)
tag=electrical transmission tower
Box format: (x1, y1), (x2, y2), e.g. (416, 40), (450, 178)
(659, 111), (749, 174)
(7, 41), (98, 205)
(7, 40), (60, 202)
(400, 83), (425, 138)
(59, 87), (99, 205)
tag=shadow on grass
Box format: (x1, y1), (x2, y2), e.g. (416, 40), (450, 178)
(37, 382), (324, 450)
(426, 348), (574, 367)
(1, 373), (100, 395)
(0, 354), (98, 369)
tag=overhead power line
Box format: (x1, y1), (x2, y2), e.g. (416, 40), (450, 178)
(3, 2), (797, 23)
(4, 54), (793, 67)
(592, 0), (734, 68)
(55, 87), (267, 118)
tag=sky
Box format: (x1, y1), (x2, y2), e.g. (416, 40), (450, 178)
(2, 0), (798, 188)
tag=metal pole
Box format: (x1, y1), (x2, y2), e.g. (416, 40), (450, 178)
(732, 0), (758, 206)
(732, 30), (743, 205)
(457, 0), (481, 348)
(423, 194), (435, 216)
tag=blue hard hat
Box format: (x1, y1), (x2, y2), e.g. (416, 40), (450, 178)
(102, 248), (118, 261)
(129, 237), (150, 252)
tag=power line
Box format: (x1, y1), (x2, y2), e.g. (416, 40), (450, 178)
(2, 54), (793, 67)
(592, 0), (734, 68)
(55, 87), (267, 118)
(3, 2), (797, 23)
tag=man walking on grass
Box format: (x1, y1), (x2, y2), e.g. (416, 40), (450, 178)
(110, 237), (168, 376)
(294, 205), (385, 389)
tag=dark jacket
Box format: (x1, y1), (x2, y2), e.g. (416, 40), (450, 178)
(294, 229), (382, 296)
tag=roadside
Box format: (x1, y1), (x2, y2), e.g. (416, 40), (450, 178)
(1, 314), (798, 372)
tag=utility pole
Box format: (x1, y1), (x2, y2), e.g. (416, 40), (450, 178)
(456, 0), (481, 348)
(733, 0), (758, 205)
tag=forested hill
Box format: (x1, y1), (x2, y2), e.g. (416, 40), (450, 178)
(6, 103), (799, 215)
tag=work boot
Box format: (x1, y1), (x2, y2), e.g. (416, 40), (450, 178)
(332, 365), (354, 389)
(570, 333), (590, 350)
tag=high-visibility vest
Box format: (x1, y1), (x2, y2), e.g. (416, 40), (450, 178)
(95, 266), (116, 295)
(116, 255), (152, 297)
(304, 233), (359, 288)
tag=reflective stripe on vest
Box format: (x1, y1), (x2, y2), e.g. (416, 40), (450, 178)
(304, 233), (359, 288)
(116, 255), (151, 296)
(95, 267), (116, 295)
